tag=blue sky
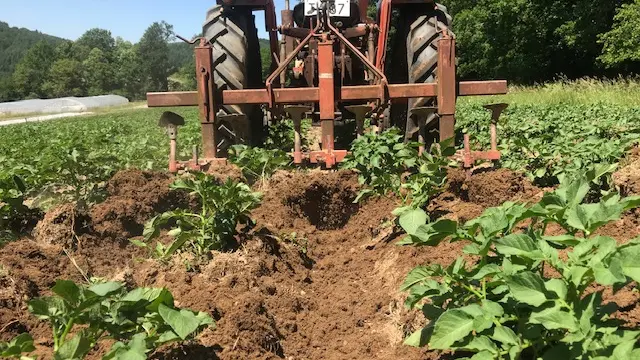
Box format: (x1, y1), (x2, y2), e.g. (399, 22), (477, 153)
(2, 0), (287, 42)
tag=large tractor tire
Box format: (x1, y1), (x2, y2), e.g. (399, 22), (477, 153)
(388, 3), (451, 141)
(203, 5), (264, 153)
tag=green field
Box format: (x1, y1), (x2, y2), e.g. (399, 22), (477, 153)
(1, 80), (639, 199)
(2, 80), (640, 359)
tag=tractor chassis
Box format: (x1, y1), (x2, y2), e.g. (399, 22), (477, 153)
(147, 0), (508, 172)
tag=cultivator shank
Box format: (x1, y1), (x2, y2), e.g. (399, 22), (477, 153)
(147, 0), (509, 172)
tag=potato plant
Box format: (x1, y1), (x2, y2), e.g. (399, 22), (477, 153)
(28, 280), (212, 360)
(398, 169), (640, 359)
(0, 333), (35, 359)
(228, 145), (291, 185)
(341, 128), (455, 208)
(136, 173), (262, 259)
(0, 173), (29, 243)
(456, 103), (640, 185)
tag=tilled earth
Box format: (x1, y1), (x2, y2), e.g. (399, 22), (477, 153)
(1, 155), (639, 359)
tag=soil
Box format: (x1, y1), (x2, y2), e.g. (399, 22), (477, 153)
(614, 147), (640, 197)
(1, 166), (639, 359)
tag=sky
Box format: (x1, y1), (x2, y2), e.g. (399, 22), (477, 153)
(1, 0), (288, 42)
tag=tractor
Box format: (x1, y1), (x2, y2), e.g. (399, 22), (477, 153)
(148, 0), (509, 171)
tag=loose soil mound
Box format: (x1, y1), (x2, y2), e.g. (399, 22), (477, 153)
(90, 169), (191, 240)
(1, 167), (639, 359)
(614, 147), (640, 196)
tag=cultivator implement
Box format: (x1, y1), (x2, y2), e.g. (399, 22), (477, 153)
(148, 0), (509, 172)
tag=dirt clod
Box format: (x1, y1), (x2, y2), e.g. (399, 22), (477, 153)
(33, 203), (91, 248)
(90, 169), (191, 240)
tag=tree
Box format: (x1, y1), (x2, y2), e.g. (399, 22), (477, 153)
(113, 37), (144, 99)
(0, 76), (18, 102)
(42, 59), (85, 97)
(445, 0), (625, 83)
(83, 48), (114, 96)
(12, 41), (56, 98)
(599, 0), (640, 68)
(138, 21), (174, 93)
(76, 28), (116, 60)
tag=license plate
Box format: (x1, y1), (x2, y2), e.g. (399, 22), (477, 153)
(304, 0), (350, 17)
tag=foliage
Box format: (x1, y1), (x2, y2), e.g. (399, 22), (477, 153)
(42, 58), (85, 98)
(0, 22), (189, 101)
(75, 28), (116, 61)
(138, 21), (174, 94)
(446, 0), (623, 83)
(0, 108), (202, 198)
(398, 169), (640, 359)
(456, 103), (640, 186)
(398, 140), (456, 210)
(228, 145), (291, 185)
(136, 174), (262, 259)
(599, 0), (640, 68)
(342, 128), (454, 207)
(0, 173), (29, 243)
(0, 21), (63, 84)
(341, 128), (418, 201)
(11, 41), (57, 99)
(263, 118), (313, 152)
(28, 279), (212, 360)
(0, 333), (35, 359)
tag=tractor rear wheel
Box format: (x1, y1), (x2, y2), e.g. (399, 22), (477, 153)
(388, 4), (451, 141)
(203, 5), (264, 153)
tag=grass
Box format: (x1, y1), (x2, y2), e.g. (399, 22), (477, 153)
(460, 77), (640, 107)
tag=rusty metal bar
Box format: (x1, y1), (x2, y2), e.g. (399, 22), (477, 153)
(194, 40), (217, 158)
(437, 31), (456, 142)
(318, 39), (336, 168)
(147, 81), (508, 107)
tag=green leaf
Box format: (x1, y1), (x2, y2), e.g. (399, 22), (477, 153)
(492, 326), (519, 345)
(593, 260), (626, 285)
(462, 336), (498, 354)
(529, 305), (579, 331)
(482, 300), (504, 318)
(542, 235), (581, 246)
(54, 332), (92, 360)
(612, 340), (636, 360)
(495, 234), (538, 257)
(52, 280), (81, 305)
(399, 209), (427, 235)
(429, 309), (476, 349)
(472, 264), (501, 280)
(88, 282), (122, 296)
(505, 272), (549, 307)
(470, 351), (495, 360)
(568, 266), (590, 287)
(404, 327), (432, 347)
(544, 279), (567, 300)
(566, 204), (591, 232)
(158, 304), (209, 340)
(612, 243), (640, 282)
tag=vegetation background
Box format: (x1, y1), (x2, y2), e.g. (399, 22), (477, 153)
(2, 0), (640, 103)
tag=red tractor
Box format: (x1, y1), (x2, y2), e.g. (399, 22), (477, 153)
(148, 0), (508, 171)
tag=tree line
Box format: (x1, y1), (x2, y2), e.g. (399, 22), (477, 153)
(447, 0), (640, 82)
(0, 22), (195, 102)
